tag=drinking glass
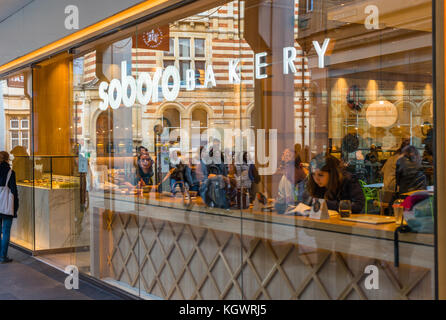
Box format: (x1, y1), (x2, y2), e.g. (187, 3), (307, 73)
(339, 200), (352, 218)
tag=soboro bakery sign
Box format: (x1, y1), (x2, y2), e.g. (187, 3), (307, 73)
(98, 39), (331, 110)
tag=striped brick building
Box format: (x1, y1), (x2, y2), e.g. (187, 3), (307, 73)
(73, 0), (311, 160)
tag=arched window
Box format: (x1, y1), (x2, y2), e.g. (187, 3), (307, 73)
(161, 108), (181, 143)
(96, 111), (113, 156)
(191, 108), (208, 147)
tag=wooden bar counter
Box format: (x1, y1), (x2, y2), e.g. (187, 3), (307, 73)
(89, 190), (435, 300)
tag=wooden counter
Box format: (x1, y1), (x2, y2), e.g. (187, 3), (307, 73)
(89, 191), (435, 300)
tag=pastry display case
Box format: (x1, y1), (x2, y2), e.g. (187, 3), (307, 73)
(14, 155), (80, 189)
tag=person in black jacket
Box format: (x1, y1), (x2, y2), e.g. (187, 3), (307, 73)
(306, 153), (365, 213)
(396, 145), (427, 195)
(0, 151), (19, 264)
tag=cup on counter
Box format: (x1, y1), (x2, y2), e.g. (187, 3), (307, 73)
(339, 200), (352, 218)
(393, 200), (404, 225)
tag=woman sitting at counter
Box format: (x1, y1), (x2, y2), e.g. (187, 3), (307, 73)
(306, 153), (365, 214)
(125, 151), (155, 188)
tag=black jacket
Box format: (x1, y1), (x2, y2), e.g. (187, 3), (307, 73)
(396, 156), (427, 195)
(310, 171), (365, 214)
(0, 162), (19, 218)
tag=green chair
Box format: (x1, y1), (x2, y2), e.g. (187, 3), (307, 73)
(359, 180), (379, 214)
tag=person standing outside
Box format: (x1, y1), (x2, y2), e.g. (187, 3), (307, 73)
(0, 151), (19, 263)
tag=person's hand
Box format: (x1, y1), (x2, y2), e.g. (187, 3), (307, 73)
(124, 182), (134, 189)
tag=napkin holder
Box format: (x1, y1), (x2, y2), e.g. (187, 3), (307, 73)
(309, 198), (330, 220)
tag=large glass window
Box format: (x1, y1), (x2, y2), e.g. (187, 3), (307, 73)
(1, 0), (436, 300)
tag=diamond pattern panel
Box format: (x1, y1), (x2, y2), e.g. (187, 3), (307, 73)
(101, 211), (433, 300)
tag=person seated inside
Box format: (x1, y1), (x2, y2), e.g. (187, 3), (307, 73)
(134, 151), (155, 187)
(306, 153), (365, 214)
(274, 149), (308, 214)
(230, 151), (261, 204)
(396, 145), (427, 196)
(206, 147), (228, 176)
(380, 139), (409, 206)
(364, 144), (380, 183)
(160, 151), (194, 196)
(199, 147), (232, 208)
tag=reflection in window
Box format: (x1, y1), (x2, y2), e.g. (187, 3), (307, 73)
(165, 38), (175, 56)
(195, 38), (205, 57)
(179, 38), (190, 58)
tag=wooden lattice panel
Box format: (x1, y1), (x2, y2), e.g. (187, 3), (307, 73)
(100, 211), (433, 300)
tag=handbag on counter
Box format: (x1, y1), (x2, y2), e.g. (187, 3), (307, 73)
(0, 170), (14, 216)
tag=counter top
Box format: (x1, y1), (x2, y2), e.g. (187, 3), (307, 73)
(89, 190), (434, 247)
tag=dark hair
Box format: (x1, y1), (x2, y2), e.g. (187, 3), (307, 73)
(242, 152), (248, 164)
(307, 153), (343, 200)
(397, 139), (410, 154)
(0, 151), (9, 163)
(402, 145), (421, 164)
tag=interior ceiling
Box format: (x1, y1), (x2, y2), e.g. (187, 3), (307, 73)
(0, 0), (34, 23)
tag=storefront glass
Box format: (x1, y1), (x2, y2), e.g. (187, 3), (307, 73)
(0, 0), (436, 299)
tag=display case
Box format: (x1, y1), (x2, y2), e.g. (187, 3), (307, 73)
(14, 155), (80, 189)
(12, 155), (82, 250)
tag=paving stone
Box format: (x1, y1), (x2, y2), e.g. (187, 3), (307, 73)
(0, 247), (124, 300)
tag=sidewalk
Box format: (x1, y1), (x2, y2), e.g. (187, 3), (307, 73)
(0, 247), (124, 300)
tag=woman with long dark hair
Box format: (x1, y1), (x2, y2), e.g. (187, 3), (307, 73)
(0, 151), (19, 263)
(307, 153), (365, 214)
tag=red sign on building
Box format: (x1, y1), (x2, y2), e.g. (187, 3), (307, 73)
(133, 25), (170, 51)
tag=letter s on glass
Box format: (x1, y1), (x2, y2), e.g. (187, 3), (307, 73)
(99, 82), (109, 110)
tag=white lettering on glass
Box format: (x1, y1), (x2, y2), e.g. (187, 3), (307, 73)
(98, 40), (334, 109)
(151, 68), (163, 103)
(365, 5), (380, 30)
(283, 47), (297, 74)
(108, 79), (122, 109)
(136, 72), (153, 105)
(204, 65), (216, 88)
(121, 61), (137, 107)
(229, 59), (241, 84)
(313, 39), (330, 69)
(186, 69), (196, 91)
(98, 82), (109, 110)
(255, 52), (268, 79)
(162, 66), (181, 101)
